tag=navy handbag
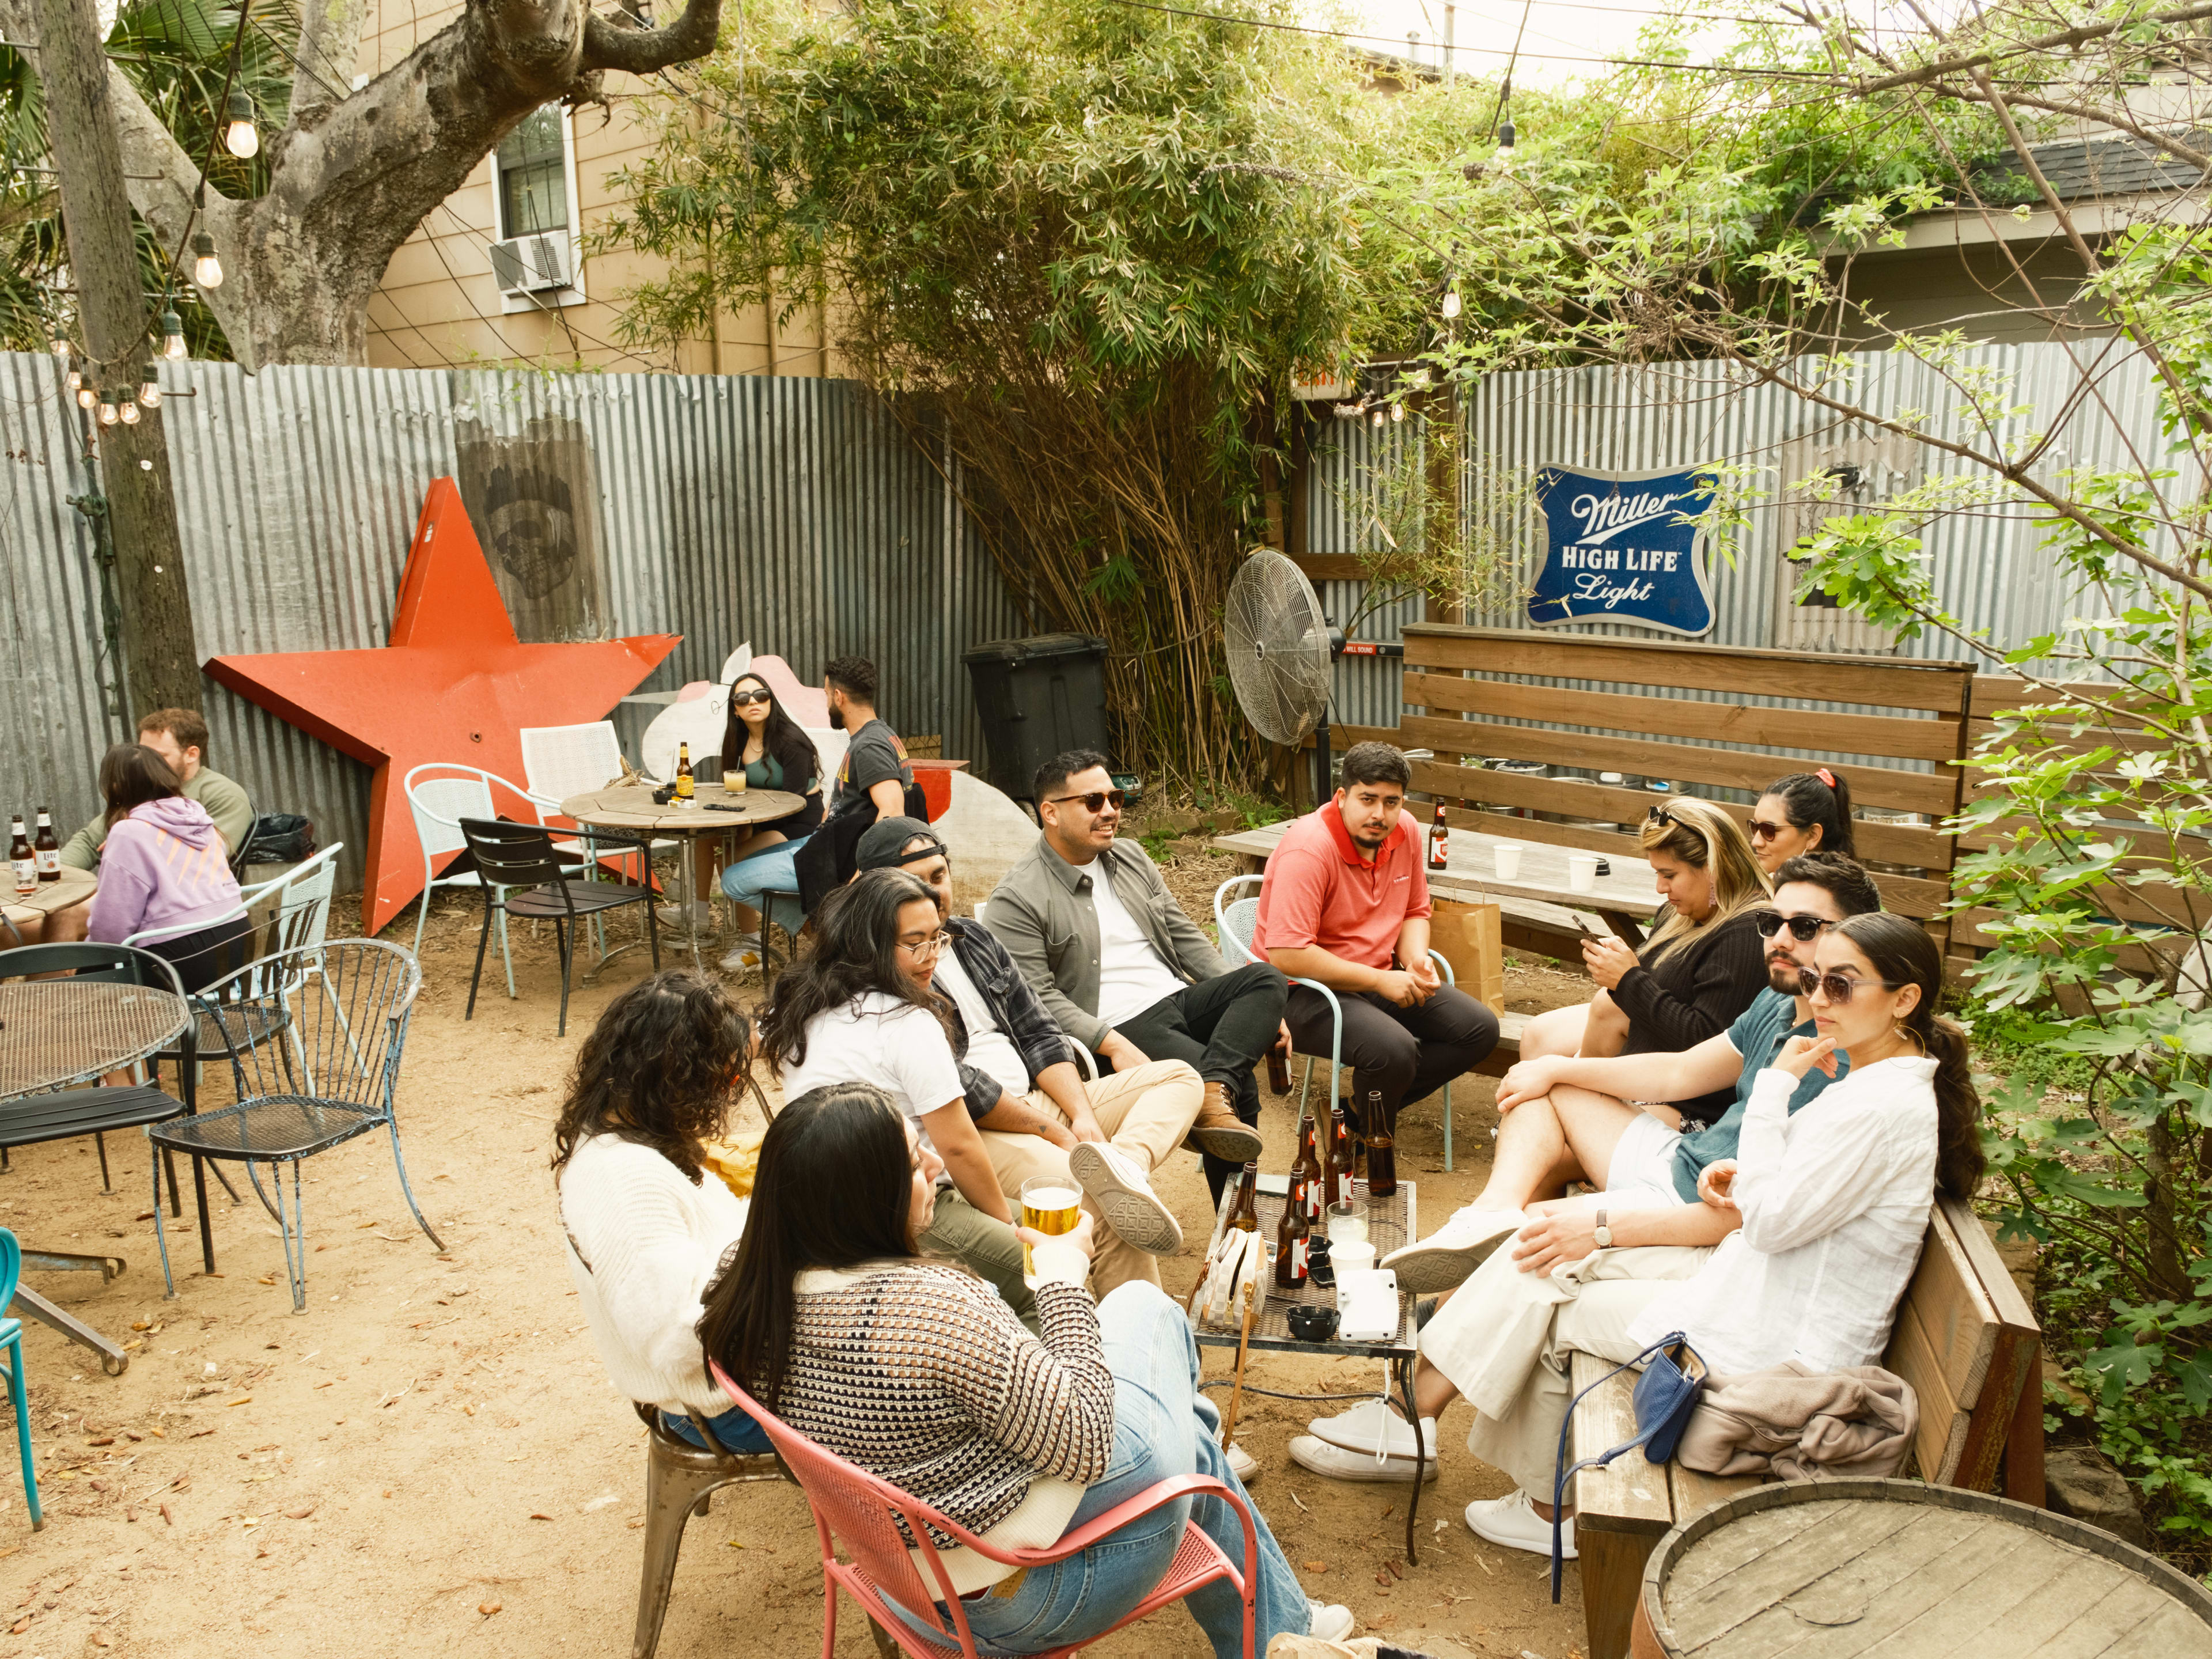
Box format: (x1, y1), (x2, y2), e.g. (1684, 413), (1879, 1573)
(1548, 1332), (1707, 1601)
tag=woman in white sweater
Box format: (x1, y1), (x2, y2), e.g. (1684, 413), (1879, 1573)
(554, 972), (769, 1454)
(1303, 911), (1984, 1559)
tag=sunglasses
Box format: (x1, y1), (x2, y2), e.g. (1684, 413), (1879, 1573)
(1645, 804), (1680, 828)
(1050, 790), (1127, 814)
(732, 690), (773, 707)
(1755, 911), (1832, 942)
(1747, 818), (1794, 842)
(1797, 967), (1903, 1005)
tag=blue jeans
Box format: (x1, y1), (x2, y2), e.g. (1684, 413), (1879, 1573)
(661, 1402), (773, 1456)
(719, 838), (805, 933)
(892, 1282), (1311, 1658)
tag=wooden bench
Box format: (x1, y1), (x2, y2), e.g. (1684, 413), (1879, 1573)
(1569, 1196), (2043, 1659)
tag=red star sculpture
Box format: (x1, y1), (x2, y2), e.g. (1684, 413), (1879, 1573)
(206, 478), (680, 937)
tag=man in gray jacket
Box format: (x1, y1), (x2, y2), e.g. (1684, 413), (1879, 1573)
(986, 749), (1281, 1202)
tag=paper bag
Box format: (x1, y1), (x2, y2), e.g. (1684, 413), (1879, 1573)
(1426, 899), (1503, 1011)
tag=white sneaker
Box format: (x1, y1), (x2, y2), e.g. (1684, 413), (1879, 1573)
(1381, 1207), (1526, 1293)
(1067, 1142), (1181, 1256)
(720, 934), (763, 973)
(1305, 1397), (1436, 1460)
(1224, 1441), (1260, 1484)
(1287, 1435), (1439, 1483)
(1306, 1601), (1355, 1642)
(656, 900), (713, 926)
(1464, 1490), (1574, 1559)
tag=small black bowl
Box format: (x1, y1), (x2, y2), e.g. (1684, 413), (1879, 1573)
(1286, 1303), (1339, 1342)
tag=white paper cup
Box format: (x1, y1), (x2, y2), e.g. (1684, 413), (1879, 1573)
(1492, 842), (1522, 881)
(1332, 1240), (1377, 1276)
(1568, 853), (1600, 892)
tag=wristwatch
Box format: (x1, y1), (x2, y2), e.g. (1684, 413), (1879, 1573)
(1592, 1209), (1613, 1250)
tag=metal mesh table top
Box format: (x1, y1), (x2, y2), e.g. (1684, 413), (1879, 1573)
(1191, 1180), (1418, 1358)
(0, 980), (190, 1099)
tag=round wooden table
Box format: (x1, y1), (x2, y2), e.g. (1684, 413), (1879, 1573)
(2, 865), (96, 938)
(558, 785), (807, 973)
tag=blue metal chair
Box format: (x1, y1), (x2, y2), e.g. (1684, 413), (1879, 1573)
(1211, 873), (1460, 1169)
(0, 1227), (43, 1530)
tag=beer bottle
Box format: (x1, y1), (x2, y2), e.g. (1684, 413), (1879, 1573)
(8, 817), (32, 894)
(1293, 1116), (1325, 1221)
(674, 742), (695, 804)
(1229, 1161), (1260, 1233)
(1274, 1175), (1311, 1288)
(1429, 802), (1448, 871)
(1328, 1107), (1357, 1207)
(1266, 1032), (1292, 1094)
(32, 808), (58, 881)
(1362, 1086), (1397, 1198)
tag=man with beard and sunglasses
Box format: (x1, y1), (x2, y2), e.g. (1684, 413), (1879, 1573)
(987, 750), (1274, 1205)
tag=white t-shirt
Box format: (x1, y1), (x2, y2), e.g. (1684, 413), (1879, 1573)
(1088, 865), (1187, 1026)
(779, 993), (964, 1157)
(931, 949), (1032, 1102)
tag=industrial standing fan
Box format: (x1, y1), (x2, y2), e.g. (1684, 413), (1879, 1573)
(1225, 550), (1342, 805)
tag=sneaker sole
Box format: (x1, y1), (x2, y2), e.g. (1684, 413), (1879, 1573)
(1382, 1224), (1520, 1294)
(1183, 1122), (1264, 1162)
(1287, 1438), (1440, 1484)
(1067, 1143), (1183, 1256)
(1464, 1509), (1574, 1559)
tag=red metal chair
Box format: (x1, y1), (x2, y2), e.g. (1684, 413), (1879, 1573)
(707, 1358), (1258, 1659)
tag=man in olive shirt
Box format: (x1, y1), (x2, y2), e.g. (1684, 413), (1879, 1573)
(61, 707), (254, 870)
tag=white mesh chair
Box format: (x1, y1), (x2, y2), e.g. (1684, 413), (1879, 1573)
(404, 764), (530, 999)
(1212, 873), (1459, 1168)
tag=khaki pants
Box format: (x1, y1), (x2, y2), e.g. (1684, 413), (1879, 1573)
(978, 1059), (1203, 1297)
(919, 1187), (1038, 1334)
(1418, 1237), (1708, 1498)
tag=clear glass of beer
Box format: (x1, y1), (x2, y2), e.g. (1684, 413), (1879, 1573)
(1019, 1175), (1082, 1281)
(722, 769), (747, 794)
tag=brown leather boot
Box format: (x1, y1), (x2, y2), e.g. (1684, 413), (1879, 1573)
(1182, 1081), (1263, 1162)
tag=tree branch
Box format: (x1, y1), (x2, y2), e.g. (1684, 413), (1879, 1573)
(1850, 2), (2212, 96)
(289, 0), (371, 132)
(582, 0), (722, 75)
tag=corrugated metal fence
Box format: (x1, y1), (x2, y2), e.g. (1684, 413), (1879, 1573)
(0, 357), (1022, 893)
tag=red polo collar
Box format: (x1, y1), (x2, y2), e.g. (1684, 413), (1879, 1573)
(1321, 801), (1407, 866)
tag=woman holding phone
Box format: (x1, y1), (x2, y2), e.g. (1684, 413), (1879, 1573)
(710, 672), (825, 967)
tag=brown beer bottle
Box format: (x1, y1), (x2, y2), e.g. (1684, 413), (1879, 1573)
(1293, 1116), (1325, 1221)
(32, 808), (58, 881)
(1266, 1033), (1292, 1094)
(1274, 1175), (1312, 1287)
(674, 742), (695, 803)
(1362, 1086), (1397, 1198)
(1328, 1107), (1357, 1207)
(1229, 1161), (1260, 1233)
(1429, 802), (1448, 870)
(8, 817), (32, 894)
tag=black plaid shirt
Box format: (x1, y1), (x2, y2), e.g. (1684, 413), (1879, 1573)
(937, 917), (1082, 1120)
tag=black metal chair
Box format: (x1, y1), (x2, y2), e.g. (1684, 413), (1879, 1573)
(146, 940), (441, 1309)
(228, 812), (262, 883)
(459, 818), (658, 1035)
(0, 945), (207, 1283)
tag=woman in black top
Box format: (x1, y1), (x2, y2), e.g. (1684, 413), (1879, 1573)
(1520, 796), (1772, 1127)
(714, 673), (826, 958)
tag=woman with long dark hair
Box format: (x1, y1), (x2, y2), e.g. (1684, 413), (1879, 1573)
(696, 1084), (1350, 1655)
(84, 743), (251, 992)
(553, 972), (770, 1454)
(1750, 768), (1858, 872)
(714, 673), (826, 967)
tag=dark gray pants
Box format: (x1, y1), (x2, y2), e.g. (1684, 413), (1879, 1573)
(1107, 962), (1289, 1205)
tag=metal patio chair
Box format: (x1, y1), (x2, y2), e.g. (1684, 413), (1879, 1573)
(404, 763), (537, 998)
(627, 1400), (790, 1659)
(0, 1228), (41, 1531)
(459, 819), (658, 1036)
(145, 940), (442, 1310)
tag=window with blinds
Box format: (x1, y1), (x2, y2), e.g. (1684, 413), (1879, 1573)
(497, 107), (571, 239)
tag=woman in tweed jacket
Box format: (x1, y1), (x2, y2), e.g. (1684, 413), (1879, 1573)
(698, 1082), (1349, 1656)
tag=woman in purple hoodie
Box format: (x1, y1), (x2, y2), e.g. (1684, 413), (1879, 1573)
(86, 745), (251, 992)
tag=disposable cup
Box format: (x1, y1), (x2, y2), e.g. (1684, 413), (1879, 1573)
(1568, 853), (1600, 892)
(1325, 1206), (1368, 1245)
(1332, 1240), (1376, 1276)
(1492, 842), (1522, 881)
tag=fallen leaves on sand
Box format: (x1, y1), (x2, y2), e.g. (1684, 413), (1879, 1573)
(479, 1601), (503, 1617)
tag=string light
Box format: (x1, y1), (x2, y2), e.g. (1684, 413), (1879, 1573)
(76, 382), (97, 410)
(139, 367), (162, 409)
(1498, 117), (1516, 150)
(160, 308), (188, 361)
(1391, 402), (1407, 423)
(192, 232), (224, 290)
(120, 395), (141, 426)
(1441, 289), (1463, 320)
(48, 332), (68, 361)
(1370, 407), (1386, 428)
(224, 90), (260, 160)
(66, 358), (83, 392)
(97, 391), (120, 426)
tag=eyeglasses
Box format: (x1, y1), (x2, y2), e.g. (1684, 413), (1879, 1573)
(1049, 790), (1127, 814)
(731, 690), (773, 707)
(896, 930), (952, 959)
(1797, 967), (1903, 1004)
(1755, 911), (1832, 942)
(1747, 819), (1793, 842)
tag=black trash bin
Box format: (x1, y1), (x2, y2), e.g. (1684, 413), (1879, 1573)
(962, 634), (1111, 804)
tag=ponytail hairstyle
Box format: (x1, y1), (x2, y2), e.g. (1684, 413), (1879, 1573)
(1832, 912), (1984, 1200)
(1763, 769), (1857, 858)
(1638, 796), (1774, 958)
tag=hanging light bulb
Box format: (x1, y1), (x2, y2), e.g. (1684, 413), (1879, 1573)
(49, 332), (69, 361)
(1498, 117), (1516, 150)
(120, 396), (141, 426)
(160, 307), (188, 361)
(1370, 406), (1386, 429)
(77, 382), (97, 410)
(192, 232), (224, 290)
(97, 390), (120, 426)
(224, 90), (259, 160)
(1441, 289), (1463, 320)
(66, 357), (83, 392)
(139, 367), (162, 409)
(1391, 402), (1407, 423)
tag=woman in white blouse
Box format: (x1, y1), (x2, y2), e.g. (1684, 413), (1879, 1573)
(1305, 911), (1983, 1560)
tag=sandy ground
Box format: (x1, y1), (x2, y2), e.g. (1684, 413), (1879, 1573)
(0, 840), (1596, 1659)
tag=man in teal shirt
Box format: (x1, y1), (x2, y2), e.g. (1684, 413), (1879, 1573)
(1384, 853), (1884, 1291)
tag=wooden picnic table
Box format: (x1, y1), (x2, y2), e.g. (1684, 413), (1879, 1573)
(1211, 817), (1661, 946)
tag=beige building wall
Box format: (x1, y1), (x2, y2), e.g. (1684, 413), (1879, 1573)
(356, 0), (833, 376)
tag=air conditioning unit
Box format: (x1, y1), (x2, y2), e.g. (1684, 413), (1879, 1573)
(489, 233), (571, 296)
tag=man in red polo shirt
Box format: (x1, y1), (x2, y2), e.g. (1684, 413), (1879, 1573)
(1253, 741), (1499, 1162)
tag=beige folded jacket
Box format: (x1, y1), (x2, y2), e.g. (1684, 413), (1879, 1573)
(1676, 1361), (1918, 1481)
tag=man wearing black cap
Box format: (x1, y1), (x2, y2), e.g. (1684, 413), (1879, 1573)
(854, 817), (1210, 1297)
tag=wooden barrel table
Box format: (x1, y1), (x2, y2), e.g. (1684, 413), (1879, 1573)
(1631, 1478), (2212, 1658)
